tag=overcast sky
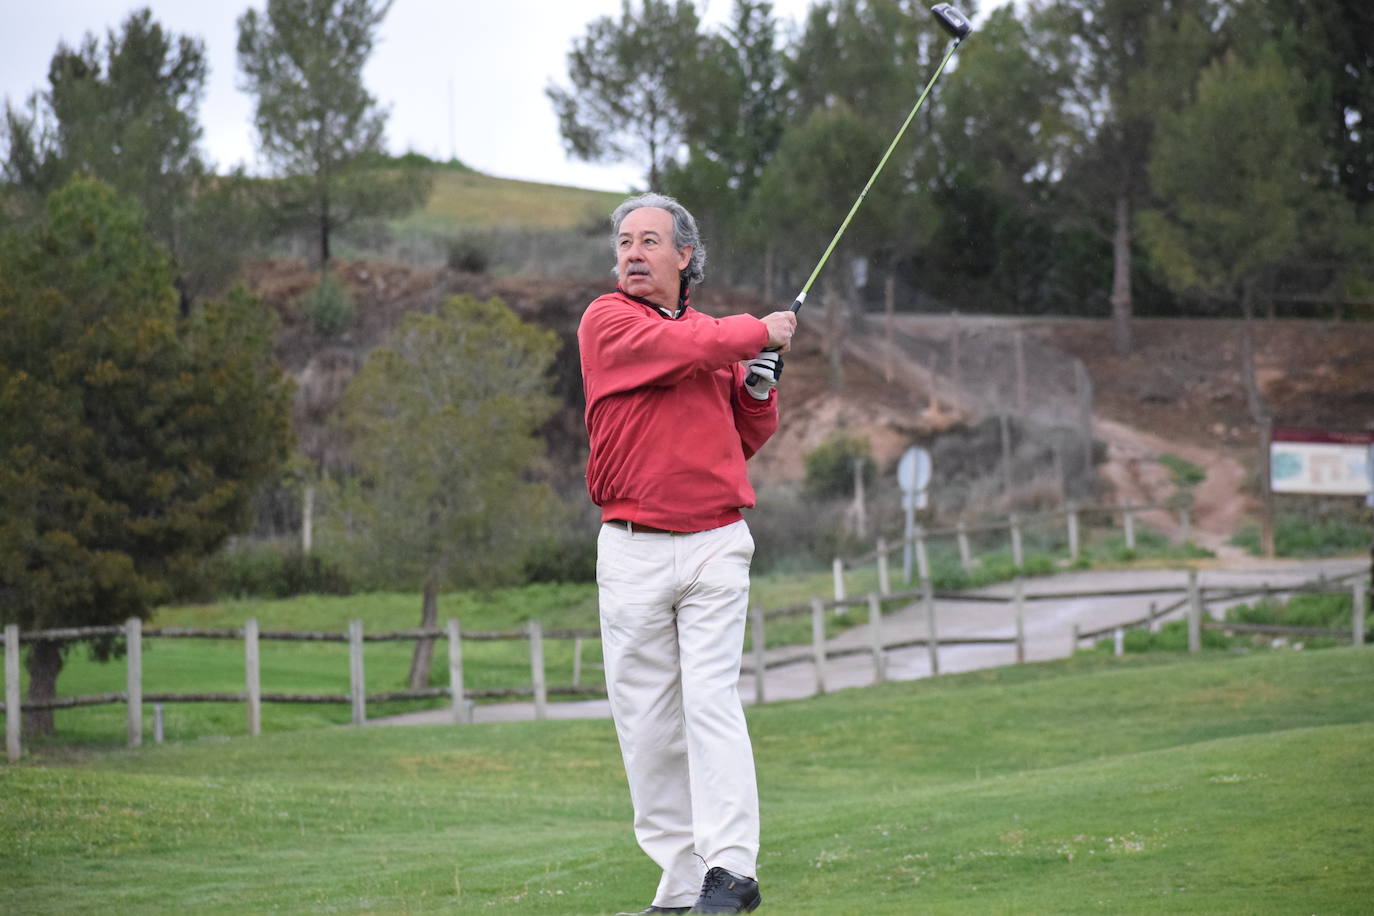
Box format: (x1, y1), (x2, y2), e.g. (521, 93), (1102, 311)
(1, 0), (831, 193)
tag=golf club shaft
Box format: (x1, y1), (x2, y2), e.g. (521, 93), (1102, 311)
(746, 34), (964, 388)
(789, 36), (962, 315)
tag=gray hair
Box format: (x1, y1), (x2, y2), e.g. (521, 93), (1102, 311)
(609, 192), (707, 287)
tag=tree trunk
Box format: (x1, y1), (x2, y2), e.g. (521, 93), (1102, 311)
(407, 577), (440, 690)
(1239, 279), (1268, 424)
(823, 275), (844, 393)
(883, 270), (896, 383)
(24, 641), (63, 737)
(1110, 194), (1134, 356)
(319, 197), (331, 270)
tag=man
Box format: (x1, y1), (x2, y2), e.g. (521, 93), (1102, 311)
(578, 192), (796, 914)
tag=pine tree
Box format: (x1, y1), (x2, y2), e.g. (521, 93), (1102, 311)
(236, 0), (429, 268)
(0, 178), (292, 736)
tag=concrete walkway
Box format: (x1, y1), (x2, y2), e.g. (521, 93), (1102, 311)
(370, 556), (1369, 727)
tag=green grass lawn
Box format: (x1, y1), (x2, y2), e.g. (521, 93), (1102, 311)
(4, 648), (1371, 913)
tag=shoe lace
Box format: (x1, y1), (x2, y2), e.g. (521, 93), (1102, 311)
(700, 867), (729, 896)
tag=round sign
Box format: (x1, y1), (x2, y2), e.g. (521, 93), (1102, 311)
(897, 446), (931, 492)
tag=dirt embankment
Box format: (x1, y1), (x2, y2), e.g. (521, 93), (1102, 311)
(248, 260), (1374, 544)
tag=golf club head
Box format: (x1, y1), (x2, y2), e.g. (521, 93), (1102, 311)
(930, 3), (973, 40)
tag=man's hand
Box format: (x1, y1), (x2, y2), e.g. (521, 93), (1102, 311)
(760, 311), (797, 352)
(743, 351), (783, 401)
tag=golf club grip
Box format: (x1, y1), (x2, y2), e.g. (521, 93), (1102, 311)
(744, 295), (803, 387)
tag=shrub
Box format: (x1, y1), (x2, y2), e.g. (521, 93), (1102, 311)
(446, 235), (490, 273)
(1085, 530), (1213, 564)
(803, 433), (875, 499)
(177, 540), (353, 601)
(523, 529), (597, 584)
(1098, 620), (1230, 653)
(1226, 592), (1353, 630)
(303, 271), (355, 335)
(1159, 453), (1206, 488)
(1231, 514), (1371, 557)
(747, 488), (867, 574)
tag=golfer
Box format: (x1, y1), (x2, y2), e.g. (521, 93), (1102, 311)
(578, 192), (795, 914)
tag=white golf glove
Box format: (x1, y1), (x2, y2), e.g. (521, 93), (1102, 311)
(743, 351), (783, 400)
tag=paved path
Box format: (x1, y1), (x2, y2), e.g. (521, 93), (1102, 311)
(371, 556), (1369, 727)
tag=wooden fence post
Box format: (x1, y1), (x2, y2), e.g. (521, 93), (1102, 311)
(867, 593), (886, 684)
(245, 618), (261, 737)
(1187, 570), (1202, 653)
(349, 619), (366, 726)
(876, 539), (891, 597)
(1123, 506), (1136, 551)
(1013, 577), (1026, 664)
(153, 703), (164, 744)
(1114, 627), (1125, 657)
(1148, 601), (1160, 633)
(923, 578), (940, 677)
(914, 527), (930, 582)
(957, 521), (973, 572)
(529, 620), (547, 720)
(1067, 505), (1080, 562)
(5, 624), (19, 762)
(832, 558), (846, 605)
(751, 606), (767, 706)
(1354, 578), (1368, 648)
(1010, 514), (1024, 569)
(302, 485), (315, 554)
(811, 597), (827, 695)
(572, 636), (584, 687)
(127, 617), (143, 748)
(447, 619), (470, 724)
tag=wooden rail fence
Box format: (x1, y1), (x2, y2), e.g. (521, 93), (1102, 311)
(839, 501), (1187, 592)
(5, 568), (1367, 761)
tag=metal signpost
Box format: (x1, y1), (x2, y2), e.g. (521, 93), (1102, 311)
(897, 446), (932, 582)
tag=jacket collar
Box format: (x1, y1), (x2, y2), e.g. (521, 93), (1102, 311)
(615, 280), (691, 320)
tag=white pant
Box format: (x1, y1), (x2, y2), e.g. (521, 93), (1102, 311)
(597, 519), (760, 908)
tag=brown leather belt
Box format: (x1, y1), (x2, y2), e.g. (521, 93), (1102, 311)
(606, 519), (681, 535)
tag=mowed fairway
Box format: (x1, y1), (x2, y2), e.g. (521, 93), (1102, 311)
(3, 648), (1371, 914)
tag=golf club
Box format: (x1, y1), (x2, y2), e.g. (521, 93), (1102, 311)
(747, 3), (973, 386)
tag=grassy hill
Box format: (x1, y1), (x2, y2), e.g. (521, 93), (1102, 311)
(3, 648), (1370, 913)
(394, 168), (623, 235)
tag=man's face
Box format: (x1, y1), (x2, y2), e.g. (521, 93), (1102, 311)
(616, 206), (691, 309)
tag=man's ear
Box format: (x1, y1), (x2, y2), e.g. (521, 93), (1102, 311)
(676, 245), (693, 272)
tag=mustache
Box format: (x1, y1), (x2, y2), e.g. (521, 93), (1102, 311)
(625, 264), (651, 276)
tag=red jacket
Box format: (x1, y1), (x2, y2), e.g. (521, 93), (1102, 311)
(578, 290), (779, 532)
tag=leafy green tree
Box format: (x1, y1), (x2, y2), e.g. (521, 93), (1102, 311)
(1139, 44), (1339, 419)
(756, 0), (964, 308)
(1029, 0), (1218, 351)
(236, 0), (430, 268)
(329, 295), (560, 688)
(914, 5), (1083, 313)
(1, 8), (259, 306)
(0, 178), (293, 736)
(1249, 0), (1374, 213)
(662, 0), (787, 284)
(547, 0), (707, 190)
(1239, 0), (1374, 310)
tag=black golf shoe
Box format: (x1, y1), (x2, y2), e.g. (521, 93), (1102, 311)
(690, 867), (761, 913)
